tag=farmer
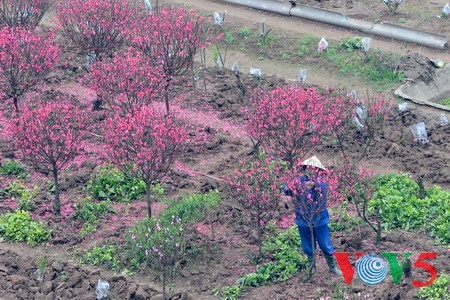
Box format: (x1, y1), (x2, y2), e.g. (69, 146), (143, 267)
(282, 156), (341, 275)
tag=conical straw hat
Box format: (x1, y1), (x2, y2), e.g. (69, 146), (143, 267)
(301, 156), (326, 170)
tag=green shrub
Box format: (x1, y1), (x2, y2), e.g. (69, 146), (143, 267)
(125, 191), (220, 269)
(87, 163), (146, 202)
(73, 196), (115, 238)
(80, 245), (121, 272)
(329, 202), (363, 232)
(73, 196), (115, 223)
(0, 210), (50, 245)
(2, 180), (38, 211)
(417, 273), (450, 300)
(1, 159), (28, 179)
(125, 215), (188, 271)
(428, 186), (450, 243)
(159, 190), (220, 224)
(369, 173), (424, 230)
(218, 224), (307, 299)
(369, 174), (450, 243)
(339, 36), (363, 52)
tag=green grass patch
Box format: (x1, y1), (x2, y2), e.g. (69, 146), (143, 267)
(439, 97), (450, 107)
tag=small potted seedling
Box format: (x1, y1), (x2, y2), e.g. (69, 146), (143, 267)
(34, 256), (47, 282)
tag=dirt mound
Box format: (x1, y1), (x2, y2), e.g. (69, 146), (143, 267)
(0, 248), (191, 300)
(400, 53), (436, 84)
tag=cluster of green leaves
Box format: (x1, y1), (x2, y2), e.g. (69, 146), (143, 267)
(339, 36), (363, 52)
(297, 35), (316, 56)
(0, 210), (50, 245)
(218, 224), (307, 300)
(417, 273), (450, 300)
(1, 180), (38, 211)
(369, 173), (450, 243)
(73, 196), (116, 238)
(80, 244), (121, 272)
(238, 27), (251, 39)
(329, 202), (363, 232)
(439, 97), (450, 107)
(0, 159), (28, 179)
(125, 190), (221, 270)
(159, 190), (220, 223)
(87, 163), (146, 202)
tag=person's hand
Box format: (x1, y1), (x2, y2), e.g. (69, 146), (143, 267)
(305, 181), (315, 189)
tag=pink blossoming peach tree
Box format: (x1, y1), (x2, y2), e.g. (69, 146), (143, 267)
(131, 5), (220, 113)
(0, 26), (59, 113)
(11, 100), (91, 215)
(245, 86), (349, 168)
(0, 0), (52, 29)
(226, 154), (286, 259)
(56, 0), (139, 62)
(103, 105), (187, 218)
(85, 47), (162, 114)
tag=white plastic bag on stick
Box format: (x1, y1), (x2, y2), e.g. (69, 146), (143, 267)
(318, 37), (328, 52)
(443, 3), (450, 15)
(361, 37), (372, 51)
(298, 69), (307, 83)
(353, 116), (364, 130)
(250, 67), (261, 77)
(96, 280), (110, 300)
(398, 102), (408, 113)
(410, 122), (428, 144)
(439, 114), (448, 126)
(214, 11), (225, 26)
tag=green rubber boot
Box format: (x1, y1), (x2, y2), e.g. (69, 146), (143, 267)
(325, 255), (342, 275)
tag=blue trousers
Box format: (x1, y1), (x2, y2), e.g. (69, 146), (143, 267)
(297, 224), (334, 257)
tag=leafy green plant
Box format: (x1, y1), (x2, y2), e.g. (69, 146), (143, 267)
(0, 210), (50, 245)
(159, 190), (220, 224)
(238, 27), (251, 39)
(224, 29), (235, 44)
(439, 97), (450, 107)
(329, 202), (363, 232)
(369, 173), (450, 243)
(87, 163), (146, 202)
(218, 224), (307, 299)
(37, 256), (47, 271)
(257, 29), (274, 50)
(80, 245), (121, 272)
(73, 196), (115, 223)
(2, 180), (38, 211)
(0, 159), (28, 179)
(339, 36), (363, 52)
(60, 271), (68, 282)
(297, 35), (316, 56)
(73, 196), (115, 238)
(417, 273), (450, 300)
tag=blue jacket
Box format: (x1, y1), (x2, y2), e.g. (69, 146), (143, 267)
(282, 175), (329, 227)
